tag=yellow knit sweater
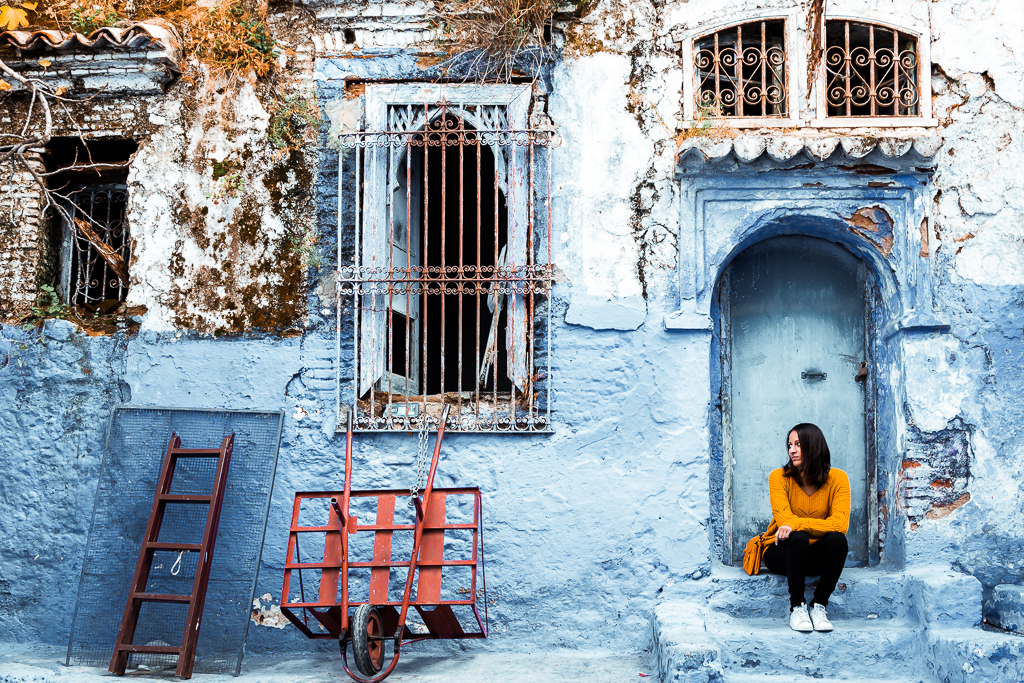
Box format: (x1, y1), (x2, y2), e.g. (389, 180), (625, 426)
(760, 467), (851, 555)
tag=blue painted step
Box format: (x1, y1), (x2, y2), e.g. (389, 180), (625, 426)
(681, 564), (910, 620)
(724, 676), (928, 683)
(654, 565), (1024, 682)
(710, 614), (922, 679)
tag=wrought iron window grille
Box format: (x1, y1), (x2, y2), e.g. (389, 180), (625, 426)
(59, 184), (130, 311)
(335, 99), (553, 433)
(693, 19), (788, 118)
(824, 20), (920, 117)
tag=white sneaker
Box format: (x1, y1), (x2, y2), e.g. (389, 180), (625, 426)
(809, 603), (833, 632)
(789, 603), (813, 632)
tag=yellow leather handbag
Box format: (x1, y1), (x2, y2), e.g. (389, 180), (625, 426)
(742, 534), (766, 575)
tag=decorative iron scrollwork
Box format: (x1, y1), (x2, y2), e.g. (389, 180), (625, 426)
(825, 20), (920, 117)
(694, 19), (788, 118)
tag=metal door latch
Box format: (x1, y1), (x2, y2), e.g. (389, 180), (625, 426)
(801, 370), (827, 381)
(855, 361), (868, 382)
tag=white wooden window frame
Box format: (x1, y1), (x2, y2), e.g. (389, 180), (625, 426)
(357, 83), (534, 398)
(678, 11), (937, 128)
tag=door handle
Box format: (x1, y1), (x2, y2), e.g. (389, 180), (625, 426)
(801, 370), (827, 381)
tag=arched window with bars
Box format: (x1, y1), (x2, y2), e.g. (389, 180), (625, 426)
(337, 86), (554, 433)
(693, 19), (789, 118)
(824, 19), (921, 117)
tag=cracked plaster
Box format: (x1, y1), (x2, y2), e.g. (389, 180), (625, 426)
(3, 0), (1024, 664)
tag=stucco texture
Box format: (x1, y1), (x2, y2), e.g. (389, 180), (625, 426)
(2, 0), (1024, 667)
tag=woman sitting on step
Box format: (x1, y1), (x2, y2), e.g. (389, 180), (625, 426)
(757, 423), (851, 633)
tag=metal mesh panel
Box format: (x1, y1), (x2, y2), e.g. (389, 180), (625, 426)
(66, 407), (284, 675)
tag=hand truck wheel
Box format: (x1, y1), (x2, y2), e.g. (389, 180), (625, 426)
(351, 603), (386, 676)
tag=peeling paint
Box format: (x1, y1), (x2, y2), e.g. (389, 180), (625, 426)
(901, 422), (972, 524)
(846, 206), (895, 256)
(251, 593), (289, 629)
(2, 0), (1024, 670)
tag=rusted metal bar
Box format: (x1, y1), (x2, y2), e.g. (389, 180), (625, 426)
(491, 149), (500, 425)
(421, 101), (430, 422)
(869, 24), (877, 116)
(457, 111), (465, 418)
(405, 134), (412, 414)
(823, 20), (919, 117)
(353, 145), (361, 426)
(737, 23), (744, 117)
(385, 134), (394, 417)
(546, 145), (552, 430)
(892, 25), (899, 115)
(527, 139), (535, 427)
(439, 115), (447, 412)
(336, 113), (553, 433)
(336, 145), (344, 438)
(474, 131), (482, 425)
(844, 22), (852, 116)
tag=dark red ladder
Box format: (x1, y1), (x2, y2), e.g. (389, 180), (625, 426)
(108, 433), (234, 678)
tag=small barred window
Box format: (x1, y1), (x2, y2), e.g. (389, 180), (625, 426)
(63, 186), (130, 311)
(694, 20), (788, 118)
(46, 137), (136, 314)
(825, 20), (920, 117)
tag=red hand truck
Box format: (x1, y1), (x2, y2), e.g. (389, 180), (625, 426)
(279, 405), (488, 682)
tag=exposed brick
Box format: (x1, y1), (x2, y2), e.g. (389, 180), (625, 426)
(0, 151), (48, 320)
(900, 422), (972, 525)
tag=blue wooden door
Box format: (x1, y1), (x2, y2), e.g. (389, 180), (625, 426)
(724, 236), (869, 564)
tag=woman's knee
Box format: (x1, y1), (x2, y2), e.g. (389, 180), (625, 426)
(821, 531), (848, 551)
(788, 531), (811, 546)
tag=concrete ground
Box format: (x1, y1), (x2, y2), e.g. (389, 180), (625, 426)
(0, 645), (658, 682)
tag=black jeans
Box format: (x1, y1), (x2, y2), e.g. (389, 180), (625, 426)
(762, 531), (848, 609)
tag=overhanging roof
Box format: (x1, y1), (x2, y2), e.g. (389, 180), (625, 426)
(0, 21), (179, 65)
(677, 134), (942, 167)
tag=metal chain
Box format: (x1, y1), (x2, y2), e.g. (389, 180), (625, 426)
(409, 417), (431, 505)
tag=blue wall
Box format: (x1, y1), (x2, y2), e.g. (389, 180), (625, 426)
(3, 47), (1024, 662)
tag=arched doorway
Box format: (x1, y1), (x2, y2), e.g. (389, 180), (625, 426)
(718, 235), (874, 565)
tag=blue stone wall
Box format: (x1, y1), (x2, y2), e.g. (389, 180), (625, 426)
(3, 11), (1024, 656)
(0, 298), (713, 655)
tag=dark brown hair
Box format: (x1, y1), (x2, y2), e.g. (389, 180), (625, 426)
(783, 423), (831, 488)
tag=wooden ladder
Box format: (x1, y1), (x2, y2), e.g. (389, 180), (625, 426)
(108, 433), (234, 679)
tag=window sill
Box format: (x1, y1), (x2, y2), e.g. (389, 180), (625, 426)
(682, 117), (799, 129)
(809, 117), (939, 129)
(680, 117), (939, 132)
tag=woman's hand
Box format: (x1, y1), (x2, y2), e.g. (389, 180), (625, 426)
(775, 525), (793, 543)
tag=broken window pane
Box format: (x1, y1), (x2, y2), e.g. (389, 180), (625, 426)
(340, 101), (553, 433)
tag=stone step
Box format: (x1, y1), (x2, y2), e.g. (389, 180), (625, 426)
(923, 626), (1024, 682)
(724, 675), (928, 683)
(674, 564), (910, 620)
(710, 614), (923, 679)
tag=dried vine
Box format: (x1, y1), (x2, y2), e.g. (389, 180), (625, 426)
(431, 0), (555, 80)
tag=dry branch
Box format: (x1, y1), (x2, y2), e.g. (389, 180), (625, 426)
(433, 0), (554, 80)
(74, 217), (129, 286)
